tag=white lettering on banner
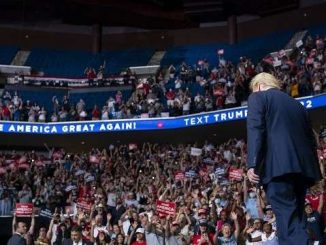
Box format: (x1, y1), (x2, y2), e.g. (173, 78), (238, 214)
(300, 100), (312, 109)
(183, 110), (248, 126)
(184, 115), (210, 126)
(62, 124), (95, 133)
(0, 94), (321, 135)
(213, 109), (247, 122)
(99, 122), (136, 131)
(8, 124), (58, 133)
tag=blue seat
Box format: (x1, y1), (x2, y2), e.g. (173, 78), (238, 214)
(0, 45), (18, 64)
(101, 48), (155, 75)
(161, 29), (296, 67)
(25, 48), (155, 77)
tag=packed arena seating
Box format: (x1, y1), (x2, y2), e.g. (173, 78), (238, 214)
(0, 0), (325, 242)
(0, 131), (325, 244)
(1, 30), (326, 122)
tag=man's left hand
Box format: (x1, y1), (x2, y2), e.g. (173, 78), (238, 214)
(247, 168), (260, 184)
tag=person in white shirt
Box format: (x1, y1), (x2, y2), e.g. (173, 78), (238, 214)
(261, 223), (278, 245)
(101, 106), (109, 120)
(106, 186), (117, 209)
(125, 192), (139, 208)
(245, 218), (263, 245)
(38, 107), (47, 122)
(175, 77), (183, 90)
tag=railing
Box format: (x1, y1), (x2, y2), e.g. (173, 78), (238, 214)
(7, 75), (131, 88)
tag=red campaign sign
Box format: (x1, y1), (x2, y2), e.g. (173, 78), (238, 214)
(156, 200), (176, 216)
(16, 203), (33, 216)
(76, 200), (92, 212)
(229, 169), (243, 181)
(175, 171), (185, 180)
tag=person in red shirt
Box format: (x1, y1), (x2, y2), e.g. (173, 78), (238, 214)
(166, 88), (176, 108)
(2, 104), (11, 120)
(84, 67), (96, 86)
(191, 219), (214, 245)
(91, 105), (100, 120)
(305, 181), (326, 224)
(131, 228), (146, 245)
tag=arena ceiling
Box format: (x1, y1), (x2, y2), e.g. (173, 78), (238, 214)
(0, 0), (299, 29)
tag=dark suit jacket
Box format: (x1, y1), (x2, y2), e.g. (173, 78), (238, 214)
(111, 205), (126, 224)
(246, 88), (321, 185)
(62, 239), (93, 245)
(7, 234), (26, 245)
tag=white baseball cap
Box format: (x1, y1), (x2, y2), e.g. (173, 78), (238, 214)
(136, 228), (145, 234)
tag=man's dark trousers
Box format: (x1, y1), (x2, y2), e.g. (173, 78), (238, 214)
(265, 173), (309, 245)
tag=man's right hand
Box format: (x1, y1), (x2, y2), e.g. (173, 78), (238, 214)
(247, 168), (260, 184)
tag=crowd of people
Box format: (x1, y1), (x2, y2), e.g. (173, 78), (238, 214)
(1, 34), (326, 122)
(1, 126), (326, 244)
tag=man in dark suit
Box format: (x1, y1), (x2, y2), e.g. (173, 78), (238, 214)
(62, 225), (93, 245)
(111, 198), (126, 225)
(246, 72), (322, 245)
(7, 221), (27, 245)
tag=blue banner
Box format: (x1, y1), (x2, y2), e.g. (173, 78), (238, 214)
(0, 93), (325, 135)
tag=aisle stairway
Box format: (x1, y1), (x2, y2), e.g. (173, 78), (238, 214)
(284, 30), (308, 49)
(147, 51), (166, 66)
(11, 50), (31, 66)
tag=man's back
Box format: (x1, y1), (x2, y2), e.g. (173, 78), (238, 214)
(246, 72), (321, 245)
(247, 88), (321, 184)
(7, 233), (26, 245)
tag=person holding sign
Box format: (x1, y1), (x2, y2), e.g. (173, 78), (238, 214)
(7, 221), (27, 245)
(246, 72), (322, 245)
(11, 210), (35, 245)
